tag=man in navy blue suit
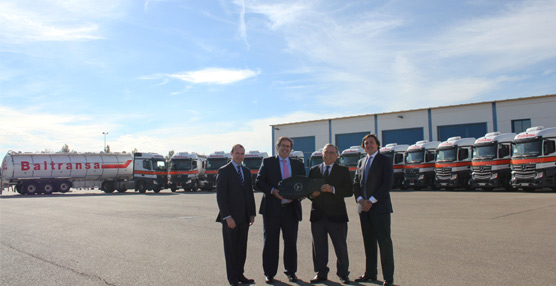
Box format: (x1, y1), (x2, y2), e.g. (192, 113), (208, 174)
(256, 137), (306, 283)
(353, 134), (395, 286)
(216, 144), (257, 286)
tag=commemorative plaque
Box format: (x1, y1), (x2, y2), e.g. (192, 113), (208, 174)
(276, 175), (324, 199)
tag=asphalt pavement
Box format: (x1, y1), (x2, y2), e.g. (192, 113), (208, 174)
(1, 188), (556, 286)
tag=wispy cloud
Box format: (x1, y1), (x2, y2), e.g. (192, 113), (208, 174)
(143, 67), (261, 85)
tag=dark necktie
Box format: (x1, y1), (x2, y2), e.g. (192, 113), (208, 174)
(237, 165), (244, 185)
(363, 156), (373, 198)
(324, 165), (330, 180)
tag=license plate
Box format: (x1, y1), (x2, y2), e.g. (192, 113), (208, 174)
(479, 183), (486, 186)
(441, 183), (447, 186)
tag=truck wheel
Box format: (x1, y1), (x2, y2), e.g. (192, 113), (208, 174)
(42, 182), (55, 194)
(170, 186), (177, 192)
(117, 187), (127, 193)
(23, 182), (39, 195)
(103, 182), (115, 193)
(136, 181), (147, 193)
(153, 186), (161, 193)
(58, 181), (71, 193)
(16, 184), (25, 195)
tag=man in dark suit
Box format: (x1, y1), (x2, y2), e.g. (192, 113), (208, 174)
(256, 136), (306, 283)
(216, 144), (257, 286)
(307, 144), (353, 284)
(353, 134), (395, 286)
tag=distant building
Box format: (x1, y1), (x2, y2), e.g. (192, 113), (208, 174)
(270, 94), (556, 165)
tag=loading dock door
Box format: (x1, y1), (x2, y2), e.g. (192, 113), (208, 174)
(336, 132), (370, 153)
(437, 123), (487, 141)
(382, 127), (424, 145)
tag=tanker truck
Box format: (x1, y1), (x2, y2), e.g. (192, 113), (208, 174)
(470, 132), (515, 191)
(339, 146), (366, 181)
(1, 151), (167, 195)
(204, 151), (232, 190)
(435, 136), (476, 190)
(403, 140), (440, 190)
(243, 150), (268, 190)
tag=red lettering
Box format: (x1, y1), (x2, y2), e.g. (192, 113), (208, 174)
(50, 162), (55, 170)
(58, 163), (63, 169)
(22, 161), (30, 171)
(94, 163), (100, 169)
(34, 164), (40, 170)
(76, 163), (82, 169)
(86, 163), (91, 169)
(66, 163), (72, 169)
(44, 161), (47, 169)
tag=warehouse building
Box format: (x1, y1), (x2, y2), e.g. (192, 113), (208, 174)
(270, 94), (556, 165)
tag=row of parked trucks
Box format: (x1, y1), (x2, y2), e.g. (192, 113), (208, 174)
(305, 126), (556, 192)
(1, 149), (302, 195)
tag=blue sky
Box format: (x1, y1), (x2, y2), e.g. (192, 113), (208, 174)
(1, 0), (555, 156)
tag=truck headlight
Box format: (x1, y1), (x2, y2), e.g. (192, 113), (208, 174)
(418, 174), (424, 180)
(535, 172), (544, 179)
(491, 173), (498, 179)
(451, 174), (458, 180)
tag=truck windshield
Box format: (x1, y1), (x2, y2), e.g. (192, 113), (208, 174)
(206, 158), (228, 170)
(170, 159), (191, 170)
(513, 140), (542, 157)
(380, 151), (393, 158)
(473, 144), (497, 159)
(243, 157), (262, 170)
(339, 154), (361, 167)
(308, 156), (323, 167)
(154, 159), (167, 171)
(436, 148), (456, 162)
(405, 150), (424, 164)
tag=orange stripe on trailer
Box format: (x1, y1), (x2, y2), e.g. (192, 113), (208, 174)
(102, 160), (132, 169)
(348, 167), (357, 171)
(135, 170), (167, 175)
(472, 159), (511, 166)
(511, 156), (556, 165)
(168, 170), (198, 175)
(250, 170), (258, 174)
(435, 162), (471, 168)
(205, 170), (218, 174)
(393, 165), (405, 169)
(405, 163), (435, 169)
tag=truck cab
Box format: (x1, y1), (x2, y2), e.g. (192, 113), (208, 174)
(133, 152), (168, 193)
(168, 152), (206, 192)
(403, 140), (440, 190)
(380, 143), (409, 189)
(308, 149), (324, 169)
(435, 137), (476, 190)
(243, 150), (268, 190)
(204, 151), (232, 190)
(339, 146), (366, 181)
(471, 132), (515, 191)
(511, 126), (556, 191)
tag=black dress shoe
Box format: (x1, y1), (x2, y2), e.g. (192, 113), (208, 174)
(286, 273), (298, 282)
(230, 283), (239, 286)
(383, 282), (393, 286)
(339, 276), (350, 284)
(310, 274), (327, 283)
(239, 275), (255, 284)
(354, 274), (377, 282)
(264, 275), (274, 284)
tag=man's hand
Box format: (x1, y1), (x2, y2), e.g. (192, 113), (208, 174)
(320, 184), (333, 193)
(226, 217), (236, 229)
(311, 191), (321, 198)
(272, 188), (284, 200)
(249, 216), (255, 226)
(360, 200), (373, 212)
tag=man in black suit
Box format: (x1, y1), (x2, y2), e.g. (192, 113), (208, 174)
(308, 144), (353, 284)
(216, 144), (257, 286)
(256, 136), (306, 283)
(353, 134), (395, 286)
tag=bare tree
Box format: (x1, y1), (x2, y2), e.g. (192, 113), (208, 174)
(60, 144), (70, 153)
(166, 150), (175, 161)
(105, 145), (111, 153)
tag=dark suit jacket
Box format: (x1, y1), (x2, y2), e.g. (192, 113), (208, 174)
(308, 163), (353, 223)
(255, 156), (306, 220)
(353, 152), (394, 215)
(216, 162), (256, 223)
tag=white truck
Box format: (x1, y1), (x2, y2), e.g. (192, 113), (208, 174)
(470, 132), (515, 191)
(243, 150), (268, 190)
(204, 151), (232, 190)
(511, 126), (556, 191)
(435, 136), (476, 190)
(1, 151), (167, 195)
(167, 152), (206, 192)
(379, 143), (409, 189)
(403, 140), (440, 190)
(339, 146), (366, 181)
(308, 149), (324, 168)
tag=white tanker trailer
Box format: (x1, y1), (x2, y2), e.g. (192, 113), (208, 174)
(1, 151), (167, 195)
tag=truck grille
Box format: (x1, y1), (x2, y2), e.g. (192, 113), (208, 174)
(512, 164), (536, 180)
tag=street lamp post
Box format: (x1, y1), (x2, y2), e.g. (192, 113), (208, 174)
(102, 132), (109, 152)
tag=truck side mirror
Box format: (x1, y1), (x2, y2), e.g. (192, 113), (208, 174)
(544, 140), (556, 155)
